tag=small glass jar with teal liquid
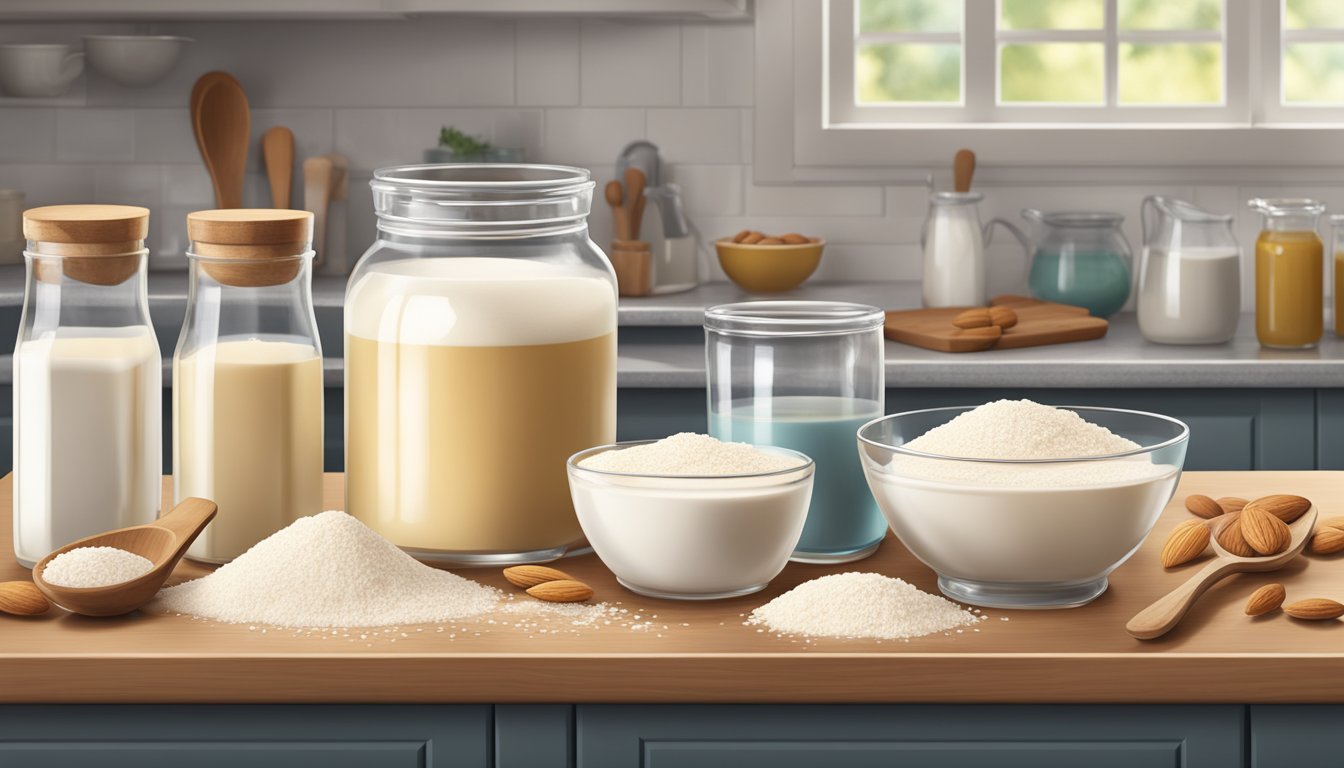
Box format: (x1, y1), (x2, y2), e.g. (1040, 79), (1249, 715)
(705, 302), (887, 563)
(1023, 209), (1133, 317)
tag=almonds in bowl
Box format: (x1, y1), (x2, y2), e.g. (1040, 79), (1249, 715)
(715, 232), (825, 293)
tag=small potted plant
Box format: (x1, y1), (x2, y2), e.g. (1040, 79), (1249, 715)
(424, 126), (524, 163)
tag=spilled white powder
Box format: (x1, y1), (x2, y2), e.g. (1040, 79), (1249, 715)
(42, 546), (154, 588)
(153, 511), (500, 628)
(579, 432), (804, 475)
(890, 399), (1175, 488)
(747, 572), (979, 640)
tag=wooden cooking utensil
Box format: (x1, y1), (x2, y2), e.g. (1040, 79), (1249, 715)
(953, 149), (976, 193)
(191, 71), (250, 209)
(261, 125), (295, 209)
(605, 180), (630, 242)
(32, 498), (217, 618)
(1126, 506), (1318, 640)
(624, 167), (647, 240)
(304, 154), (334, 267)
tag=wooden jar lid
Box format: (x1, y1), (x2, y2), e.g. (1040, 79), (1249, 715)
(187, 209), (314, 287)
(23, 205), (150, 286)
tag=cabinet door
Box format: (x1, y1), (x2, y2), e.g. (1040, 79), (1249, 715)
(578, 705), (1243, 768)
(1251, 705), (1342, 768)
(0, 704), (490, 768)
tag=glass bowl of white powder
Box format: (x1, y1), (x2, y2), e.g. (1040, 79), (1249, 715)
(858, 400), (1188, 609)
(567, 434), (815, 600)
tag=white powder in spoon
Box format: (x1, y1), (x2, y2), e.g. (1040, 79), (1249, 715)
(747, 572), (979, 640)
(42, 546), (155, 588)
(153, 510), (500, 628)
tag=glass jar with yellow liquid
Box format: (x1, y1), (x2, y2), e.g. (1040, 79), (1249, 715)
(1331, 215), (1344, 336)
(1249, 198), (1325, 349)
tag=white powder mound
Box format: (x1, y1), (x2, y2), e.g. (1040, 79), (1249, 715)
(747, 572), (978, 640)
(153, 511), (500, 628)
(42, 546), (154, 588)
(579, 432), (805, 475)
(903, 399), (1140, 460)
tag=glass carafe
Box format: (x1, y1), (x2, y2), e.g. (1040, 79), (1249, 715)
(1136, 196), (1241, 345)
(920, 192), (1029, 307)
(1024, 210), (1133, 317)
(174, 210), (324, 563)
(1249, 198), (1324, 349)
(345, 164), (617, 565)
(13, 205), (160, 568)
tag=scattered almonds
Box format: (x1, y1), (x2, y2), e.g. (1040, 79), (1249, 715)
(1308, 527), (1344, 556)
(951, 308), (992, 329)
(1161, 519), (1210, 568)
(988, 306), (1019, 329)
(956, 325), (1002, 341)
(1216, 496), (1249, 515)
(1215, 512), (1257, 558)
(0, 581), (50, 616)
(951, 306), (1018, 333)
(1240, 504), (1291, 556)
(1245, 494), (1312, 524)
(729, 230), (818, 245)
(526, 580), (594, 603)
(1283, 598), (1344, 621)
(1184, 494), (1224, 519)
(502, 565), (574, 589)
(1245, 583), (1286, 616)
(1318, 515), (1344, 532)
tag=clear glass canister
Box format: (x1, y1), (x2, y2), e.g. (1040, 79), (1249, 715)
(1249, 198), (1324, 349)
(1136, 196), (1241, 345)
(345, 164), (617, 565)
(705, 301), (887, 563)
(1023, 209), (1133, 318)
(13, 205), (160, 568)
(174, 210), (325, 563)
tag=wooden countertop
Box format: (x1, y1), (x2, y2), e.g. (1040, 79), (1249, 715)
(1, 472), (1342, 705)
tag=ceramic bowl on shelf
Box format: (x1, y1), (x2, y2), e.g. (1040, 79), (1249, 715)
(0, 44), (84, 98)
(83, 36), (193, 87)
(715, 238), (824, 293)
(567, 441), (815, 600)
(858, 406), (1189, 610)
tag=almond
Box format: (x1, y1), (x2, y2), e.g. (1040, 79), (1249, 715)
(502, 565), (575, 589)
(0, 581), (50, 616)
(1283, 598), (1344, 620)
(780, 233), (809, 244)
(987, 306), (1019, 329)
(1245, 494), (1312, 524)
(1184, 494), (1223, 519)
(1161, 519), (1210, 568)
(1308, 527), (1344, 555)
(1216, 496), (1249, 515)
(740, 231), (765, 244)
(956, 325), (1002, 341)
(1245, 583), (1286, 616)
(1215, 513), (1257, 558)
(526, 579), (593, 603)
(758, 237), (784, 245)
(1318, 515), (1344, 531)
(1241, 504), (1291, 555)
(952, 308), (992, 329)
(731, 229), (752, 243)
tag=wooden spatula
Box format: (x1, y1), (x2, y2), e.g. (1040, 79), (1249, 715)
(953, 149), (976, 193)
(262, 125), (295, 209)
(191, 71), (250, 208)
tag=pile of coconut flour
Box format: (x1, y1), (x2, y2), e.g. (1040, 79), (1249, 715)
(579, 432), (804, 475)
(747, 572), (981, 640)
(153, 511), (500, 628)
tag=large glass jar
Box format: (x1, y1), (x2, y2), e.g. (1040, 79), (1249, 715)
(174, 210), (324, 563)
(345, 165), (617, 565)
(705, 301), (887, 563)
(1249, 198), (1324, 349)
(13, 205), (160, 568)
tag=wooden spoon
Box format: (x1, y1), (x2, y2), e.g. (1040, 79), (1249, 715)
(953, 148), (976, 193)
(624, 167), (647, 240)
(191, 71), (250, 209)
(262, 125), (295, 209)
(32, 498), (217, 618)
(1126, 506), (1318, 640)
(605, 180), (630, 242)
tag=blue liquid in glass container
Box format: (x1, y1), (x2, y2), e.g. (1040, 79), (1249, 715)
(710, 395), (886, 562)
(1028, 249), (1132, 317)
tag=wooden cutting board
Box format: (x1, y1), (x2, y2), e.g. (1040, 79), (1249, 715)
(885, 295), (1109, 352)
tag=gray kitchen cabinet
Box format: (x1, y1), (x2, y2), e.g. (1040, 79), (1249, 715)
(575, 704), (1245, 768)
(1249, 706), (1343, 768)
(0, 704), (491, 767)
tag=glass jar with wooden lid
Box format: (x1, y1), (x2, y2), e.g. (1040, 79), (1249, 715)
(14, 204), (160, 568)
(173, 209), (324, 563)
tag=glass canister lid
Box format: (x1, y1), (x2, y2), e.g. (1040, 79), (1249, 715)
(1023, 209), (1124, 228)
(187, 209), (314, 287)
(23, 204), (150, 285)
(1248, 198), (1326, 217)
(704, 301), (886, 337)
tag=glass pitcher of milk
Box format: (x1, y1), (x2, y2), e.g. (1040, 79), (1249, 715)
(921, 192), (1029, 307)
(1136, 196), (1241, 345)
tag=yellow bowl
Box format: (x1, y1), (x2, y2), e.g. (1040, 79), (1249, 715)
(715, 238), (825, 293)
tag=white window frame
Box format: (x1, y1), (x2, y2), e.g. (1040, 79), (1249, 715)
(756, 0), (1344, 184)
(1261, 0), (1344, 121)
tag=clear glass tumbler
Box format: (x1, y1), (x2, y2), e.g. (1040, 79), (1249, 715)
(705, 301), (887, 563)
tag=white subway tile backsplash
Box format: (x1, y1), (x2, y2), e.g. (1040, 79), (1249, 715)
(666, 164), (744, 217)
(2, 164), (95, 207)
(0, 109), (56, 162)
(516, 19), (581, 107)
(335, 109), (493, 172)
(541, 109), (643, 165)
(133, 109), (198, 163)
(491, 110), (545, 161)
(681, 23), (753, 107)
(94, 164), (160, 208)
(248, 109), (335, 173)
(580, 20), (681, 107)
(811, 244), (921, 283)
(162, 164), (215, 208)
(646, 108), (739, 164)
(747, 183), (882, 217)
(56, 109), (135, 162)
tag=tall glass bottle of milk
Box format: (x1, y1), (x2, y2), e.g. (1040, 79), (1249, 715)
(174, 210), (324, 563)
(344, 165), (617, 565)
(14, 205), (161, 568)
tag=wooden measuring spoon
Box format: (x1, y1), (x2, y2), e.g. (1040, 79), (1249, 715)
(624, 167), (647, 240)
(1126, 506), (1318, 640)
(191, 71), (250, 208)
(953, 148), (976, 193)
(262, 125), (295, 209)
(32, 498), (217, 618)
(605, 180), (630, 241)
